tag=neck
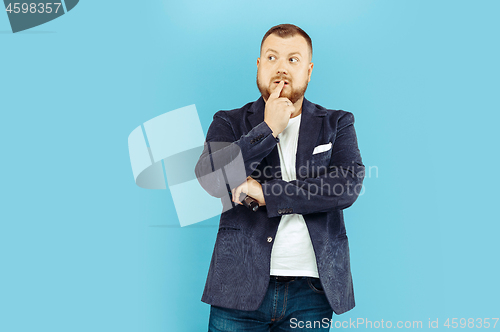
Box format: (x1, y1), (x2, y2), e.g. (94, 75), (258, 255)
(290, 96), (304, 118)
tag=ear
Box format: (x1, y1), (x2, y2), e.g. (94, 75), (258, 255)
(257, 57), (260, 67)
(307, 62), (314, 82)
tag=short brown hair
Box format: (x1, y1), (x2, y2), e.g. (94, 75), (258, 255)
(260, 24), (313, 59)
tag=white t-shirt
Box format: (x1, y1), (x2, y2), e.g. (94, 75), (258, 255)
(269, 113), (319, 278)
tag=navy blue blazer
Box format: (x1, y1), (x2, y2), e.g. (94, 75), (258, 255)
(195, 96), (365, 314)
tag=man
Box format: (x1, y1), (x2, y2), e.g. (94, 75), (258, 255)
(195, 24), (365, 331)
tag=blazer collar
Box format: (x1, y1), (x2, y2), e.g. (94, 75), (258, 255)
(248, 96), (327, 180)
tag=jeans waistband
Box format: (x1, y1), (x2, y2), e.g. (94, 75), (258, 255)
(270, 275), (307, 282)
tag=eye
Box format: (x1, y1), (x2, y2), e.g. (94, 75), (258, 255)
(268, 55), (276, 61)
(289, 57), (299, 63)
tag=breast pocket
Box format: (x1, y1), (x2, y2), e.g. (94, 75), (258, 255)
(311, 148), (332, 162)
(310, 146), (332, 168)
(303, 151), (330, 179)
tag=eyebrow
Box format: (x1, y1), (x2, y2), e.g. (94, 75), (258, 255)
(264, 48), (303, 57)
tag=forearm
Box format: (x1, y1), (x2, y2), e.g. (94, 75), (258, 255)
(195, 118), (279, 198)
(261, 163), (365, 217)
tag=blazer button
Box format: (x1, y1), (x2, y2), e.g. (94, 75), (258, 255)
(267, 237), (273, 242)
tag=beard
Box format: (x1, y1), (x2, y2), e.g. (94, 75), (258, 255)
(256, 74), (308, 104)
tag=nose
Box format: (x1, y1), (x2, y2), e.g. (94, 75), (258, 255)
(276, 58), (289, 76)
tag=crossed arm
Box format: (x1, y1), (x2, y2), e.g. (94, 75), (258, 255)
(195, 110), (365, 218)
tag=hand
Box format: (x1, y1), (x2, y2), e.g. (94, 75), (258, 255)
(231, 176), (266, 206)
(264, 80), (295, 137)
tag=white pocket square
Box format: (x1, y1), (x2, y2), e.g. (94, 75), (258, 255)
(312, 142), (332, 155)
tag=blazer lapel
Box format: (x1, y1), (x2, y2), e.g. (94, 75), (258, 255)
(247, 96), (265, 131)
(295, 98), (327, 180)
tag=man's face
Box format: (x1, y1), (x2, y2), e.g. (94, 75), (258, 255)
(257, 34), (313, 104)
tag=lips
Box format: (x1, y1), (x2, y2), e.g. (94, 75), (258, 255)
(273, 80), (290, 85)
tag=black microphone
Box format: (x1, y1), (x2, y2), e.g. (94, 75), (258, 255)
(239, 193), (259, 212)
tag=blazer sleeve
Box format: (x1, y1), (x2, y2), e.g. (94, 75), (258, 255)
(195, 110), (279, 198)
(261, 111), (365, 217)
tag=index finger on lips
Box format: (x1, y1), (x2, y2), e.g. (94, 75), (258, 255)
(269, 80), (284, 100)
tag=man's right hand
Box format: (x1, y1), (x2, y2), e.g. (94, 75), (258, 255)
(264, 80), (295, 137)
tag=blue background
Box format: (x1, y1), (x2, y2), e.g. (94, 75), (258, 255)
(1, 0), (499, 331)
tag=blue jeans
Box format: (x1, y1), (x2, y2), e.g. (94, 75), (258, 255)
(208, 276), (334, 331)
